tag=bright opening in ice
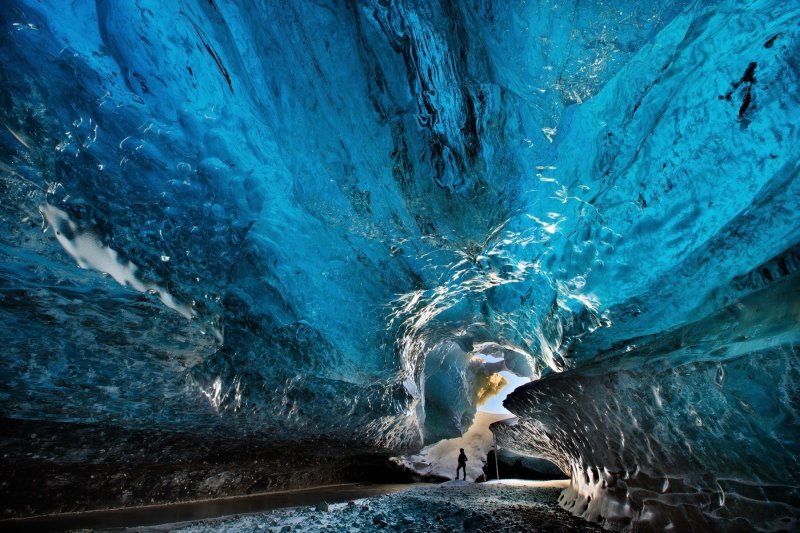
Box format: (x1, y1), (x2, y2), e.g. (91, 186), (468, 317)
(479, 371), (530, 415)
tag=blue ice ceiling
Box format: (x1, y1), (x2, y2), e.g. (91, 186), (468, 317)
(1, 0), (799, 529)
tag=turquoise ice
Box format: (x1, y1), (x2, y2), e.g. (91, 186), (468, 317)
(0, 0), (798, 529)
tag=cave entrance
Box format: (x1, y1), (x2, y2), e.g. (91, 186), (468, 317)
(397, 342), (537, 481)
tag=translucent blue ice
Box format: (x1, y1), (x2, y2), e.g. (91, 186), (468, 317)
(0, 0), (798, 528)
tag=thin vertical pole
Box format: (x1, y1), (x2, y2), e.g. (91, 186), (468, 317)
(494, 432), (500, 480)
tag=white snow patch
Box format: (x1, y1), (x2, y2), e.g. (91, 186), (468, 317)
(40, 203), (195, 320)
(396, 411), (511, 480)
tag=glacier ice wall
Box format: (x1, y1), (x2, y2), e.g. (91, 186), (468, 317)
(496, 266), (800, 529)
(491, 0), (800, 530)
(1, 0), (799, 527)
(0, 0), (678, 445)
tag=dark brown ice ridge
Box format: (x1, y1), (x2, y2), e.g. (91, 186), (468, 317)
(0, 418), (418, 519)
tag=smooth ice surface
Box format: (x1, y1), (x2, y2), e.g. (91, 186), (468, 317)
(1, 0), (799, 529)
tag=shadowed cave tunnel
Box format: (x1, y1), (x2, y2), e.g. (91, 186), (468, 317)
(0, 0), (799, 530)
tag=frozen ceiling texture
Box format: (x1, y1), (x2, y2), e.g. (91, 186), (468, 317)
(1, 0), (798, 529)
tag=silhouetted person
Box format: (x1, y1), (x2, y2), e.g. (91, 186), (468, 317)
(456, 448), (467, 480)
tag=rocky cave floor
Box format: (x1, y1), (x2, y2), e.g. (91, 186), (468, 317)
(163, 480), (604, 533)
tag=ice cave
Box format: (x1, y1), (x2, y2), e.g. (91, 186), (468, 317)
(1, 0), (798, 531)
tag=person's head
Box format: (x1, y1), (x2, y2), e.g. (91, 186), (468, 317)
(460, 448), (464, 452)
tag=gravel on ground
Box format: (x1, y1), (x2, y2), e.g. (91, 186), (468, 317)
(166, 480), (605, 533)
